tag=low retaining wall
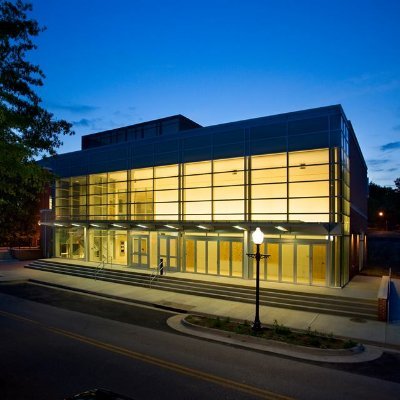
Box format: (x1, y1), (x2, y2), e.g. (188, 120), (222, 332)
(10, 247), (43, 261)
(378, 276), (390, 321)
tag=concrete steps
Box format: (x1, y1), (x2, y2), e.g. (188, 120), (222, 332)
(25, 259), (379, 320)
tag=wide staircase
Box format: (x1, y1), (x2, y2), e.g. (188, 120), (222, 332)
(25, 259), (379, 320)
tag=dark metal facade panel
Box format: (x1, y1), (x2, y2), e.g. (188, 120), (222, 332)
(41, 105), (353, 178)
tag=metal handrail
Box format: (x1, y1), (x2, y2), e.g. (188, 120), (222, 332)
(94, 255), (107, 280)
(149, 260), (164, 287)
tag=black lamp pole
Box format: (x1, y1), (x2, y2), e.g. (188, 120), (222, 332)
(247, 236), (269, 332)
(254, 243), (262, 331)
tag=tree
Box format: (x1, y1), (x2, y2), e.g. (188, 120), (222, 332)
(368, 182), (400, 230)
(395, 177), (400, 193)
(0, 0), (73, 245)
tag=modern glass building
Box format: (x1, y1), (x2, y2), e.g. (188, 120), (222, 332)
(40, 105), (368, 287)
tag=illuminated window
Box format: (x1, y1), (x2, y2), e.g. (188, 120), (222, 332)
(213, 157), (244, 172)
(184, 161), (211, 175)
(154, 164), (178, 178)
(289, 181), (329, 197)
(131, 168), (153, 220)
(252, 184), (287, 199)
(289, 165), (329, 182)
(184, 174), (211, 188)
(289, 148), (329, 166)
(252, 153), (287, 169)
(252, 168), (286, 184)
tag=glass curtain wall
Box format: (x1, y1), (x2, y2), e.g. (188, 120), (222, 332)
(55, 148), (334, 224)
(87, 172), (128, 221)
(108, 171), (128, 220)
(53, 147), (342, 285)
(213, 157), (245, 220)
(250, 149), (330, 223)
(183, 161), (212, 220)
(55, 176), (87, 221)
(251, 153), (287, 221)
(154, 165), (179, 220)
(131, 168), (154, 220)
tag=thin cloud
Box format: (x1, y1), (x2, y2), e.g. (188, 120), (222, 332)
(72, 118), (91, 127)
(380, 141), (400, 151)
(72, 118), (102, 129)
(48, 102), (99, 113)
(367, 159), (389, 167)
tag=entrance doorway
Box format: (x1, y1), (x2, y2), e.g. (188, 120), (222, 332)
(311, 244), (327, 285)
(184, 236), (243, 277)
(131, 235), (149, 268)
(159, 235), (178, 272)
(255, 241), (327, 285)
(295, 243), (327, 285)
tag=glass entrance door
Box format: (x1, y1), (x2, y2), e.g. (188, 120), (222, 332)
(311, 244), (327, 285)
(256, 241), (327, 286)
(184, 237), (243, 277)
(131, 235), (149, 268)
(159, 235), (178, 272)
(296, 244), (310, 284)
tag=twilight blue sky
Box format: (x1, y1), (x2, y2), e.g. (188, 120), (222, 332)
(29, 0), (400, 187)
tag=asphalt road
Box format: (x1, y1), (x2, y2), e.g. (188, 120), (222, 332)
(0, 282), (400, 400)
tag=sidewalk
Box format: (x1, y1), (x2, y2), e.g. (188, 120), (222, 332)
(1, 259), (399, 350)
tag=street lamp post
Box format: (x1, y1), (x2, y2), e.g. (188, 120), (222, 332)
(246, 227), (269, 332)
(378, 211), (388, 231)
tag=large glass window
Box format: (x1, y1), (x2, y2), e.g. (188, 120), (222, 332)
(213, 157), (244, 220)
(70, 176), (87, 220)
(289, 148), (329, 166)
(131, 168), (153, 220)
(89, 229), (108, 262)
(55, 147), (334, 224)
(55, 178), (70, 220)
(154, 164), (178, 220)
(55, 227), (85, 259)
(108, 171), (128, 220)
(183, 161), (212, 221)
(89, 173), (107, 220)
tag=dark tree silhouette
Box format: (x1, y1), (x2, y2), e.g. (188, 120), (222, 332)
(0, 0), (73, 245)
(368, 181), (400, 230)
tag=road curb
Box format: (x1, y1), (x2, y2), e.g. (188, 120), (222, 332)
(168, 314), (383, 363)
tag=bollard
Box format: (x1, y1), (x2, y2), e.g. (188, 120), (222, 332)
(159, 258), (164, 276)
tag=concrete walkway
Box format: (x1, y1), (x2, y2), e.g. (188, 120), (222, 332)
(1, 259), (400, 351)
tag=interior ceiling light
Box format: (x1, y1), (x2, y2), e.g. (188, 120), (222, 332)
(197, 225), (208, 230)
(90, 223), (100, 227)
(54, 223), (63, 226)
(71, 223), (81, 227)
(112, 223), (124, 228)
(136, 224), (148, 228)
(233, 225), (246, 231)
(275, 226), (288, 232)
(164, 225), (177, 229)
